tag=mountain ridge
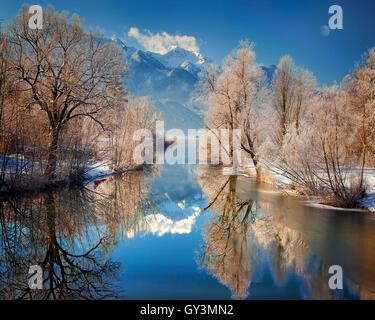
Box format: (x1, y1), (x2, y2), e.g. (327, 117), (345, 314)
(111, 38), (276, 132)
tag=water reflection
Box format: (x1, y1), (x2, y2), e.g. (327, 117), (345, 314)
(0, 189), (119, 299)
(1, 164), (375, 300)
(198, 165), (375, 300)
(0, 170), (155, 300)
(198, 166), (255, 299)
(95, 170), (155, 240)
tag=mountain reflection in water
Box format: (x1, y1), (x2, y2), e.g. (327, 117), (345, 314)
(0, 164), (374, 300)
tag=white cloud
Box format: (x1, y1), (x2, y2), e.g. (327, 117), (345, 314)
(126, 207), (201, 238)
(128, 27), (199, 55)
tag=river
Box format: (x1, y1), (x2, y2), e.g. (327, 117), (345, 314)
(0, 162), (374, 299)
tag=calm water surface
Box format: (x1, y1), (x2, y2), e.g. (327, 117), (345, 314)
(1, 163), (375, 299)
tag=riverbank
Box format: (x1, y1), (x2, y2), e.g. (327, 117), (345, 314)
(230, 163), (375, 213)
(0, 161), (144, 199)
(0, 138), (173, 199)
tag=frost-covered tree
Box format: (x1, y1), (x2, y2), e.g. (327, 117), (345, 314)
(201, 41), (269, 177)
(345, 47), (375, 187)
(261, 85), (364, 207)
(108, 96), (160, 170)
(7, 7), (126, 180)
(271, 56), (315, 144)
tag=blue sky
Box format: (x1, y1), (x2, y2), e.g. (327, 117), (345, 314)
(1, 0), (375, 85)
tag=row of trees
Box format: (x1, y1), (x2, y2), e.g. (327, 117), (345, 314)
(200, 41), (375, 207)
(0, 7), (158, 193)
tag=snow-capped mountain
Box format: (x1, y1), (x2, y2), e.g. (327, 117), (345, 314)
(149, 46), (213, 69)
(110, 38), (276, 132)
(110, 38), (206, 131)
(113, 38), (212, 102)
(124, 45), (200, 111)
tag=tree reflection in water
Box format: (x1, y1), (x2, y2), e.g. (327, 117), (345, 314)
(0, 170), (153, 300)
(198, 166), (256, 300)
(198, 165), (346, 300)
(1, 166), (374, 300)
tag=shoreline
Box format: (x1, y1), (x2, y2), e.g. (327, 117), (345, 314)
(229, 166), (375, 214)
(2, 161), (374, 214)
(0, 139), (174, 200)
(0, 164), (145, 201)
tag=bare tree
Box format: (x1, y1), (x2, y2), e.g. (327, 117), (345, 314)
(0, 27), (8, 130)
(202, 41), (268, 177)
(7, 7), (126, 180)
(108, 96), (160, 170)
(261, 85), (365, 207)
(345, 48), (375, 188)
(272, 55), (315, 144)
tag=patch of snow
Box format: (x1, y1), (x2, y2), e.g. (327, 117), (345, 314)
(148, 46), (213, 69)
(84, 162), (112, 181)
(359, 168), (375, 212)
(303, 200), (367, 212)
(265, 164), (375, 212)
(359, 194), (375, 212)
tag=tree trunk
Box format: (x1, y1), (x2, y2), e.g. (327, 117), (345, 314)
(359, 105), (367, 189)
(44, 129), (60, 181)
(245, 133), (261, 180)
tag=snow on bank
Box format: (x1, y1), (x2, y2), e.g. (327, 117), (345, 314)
(223, 160), (375, 213)
(266, 166), (375, 212)
(0, 155), (134, 194)
(84, 161), (113, 182)
(84, 161), (143, 185)
(303, 201), (368, 212)
(359, 169), (375, 212)
(357, 195), (375, 212)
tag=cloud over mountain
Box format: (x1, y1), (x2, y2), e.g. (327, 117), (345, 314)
(128, 27), (199, 55)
